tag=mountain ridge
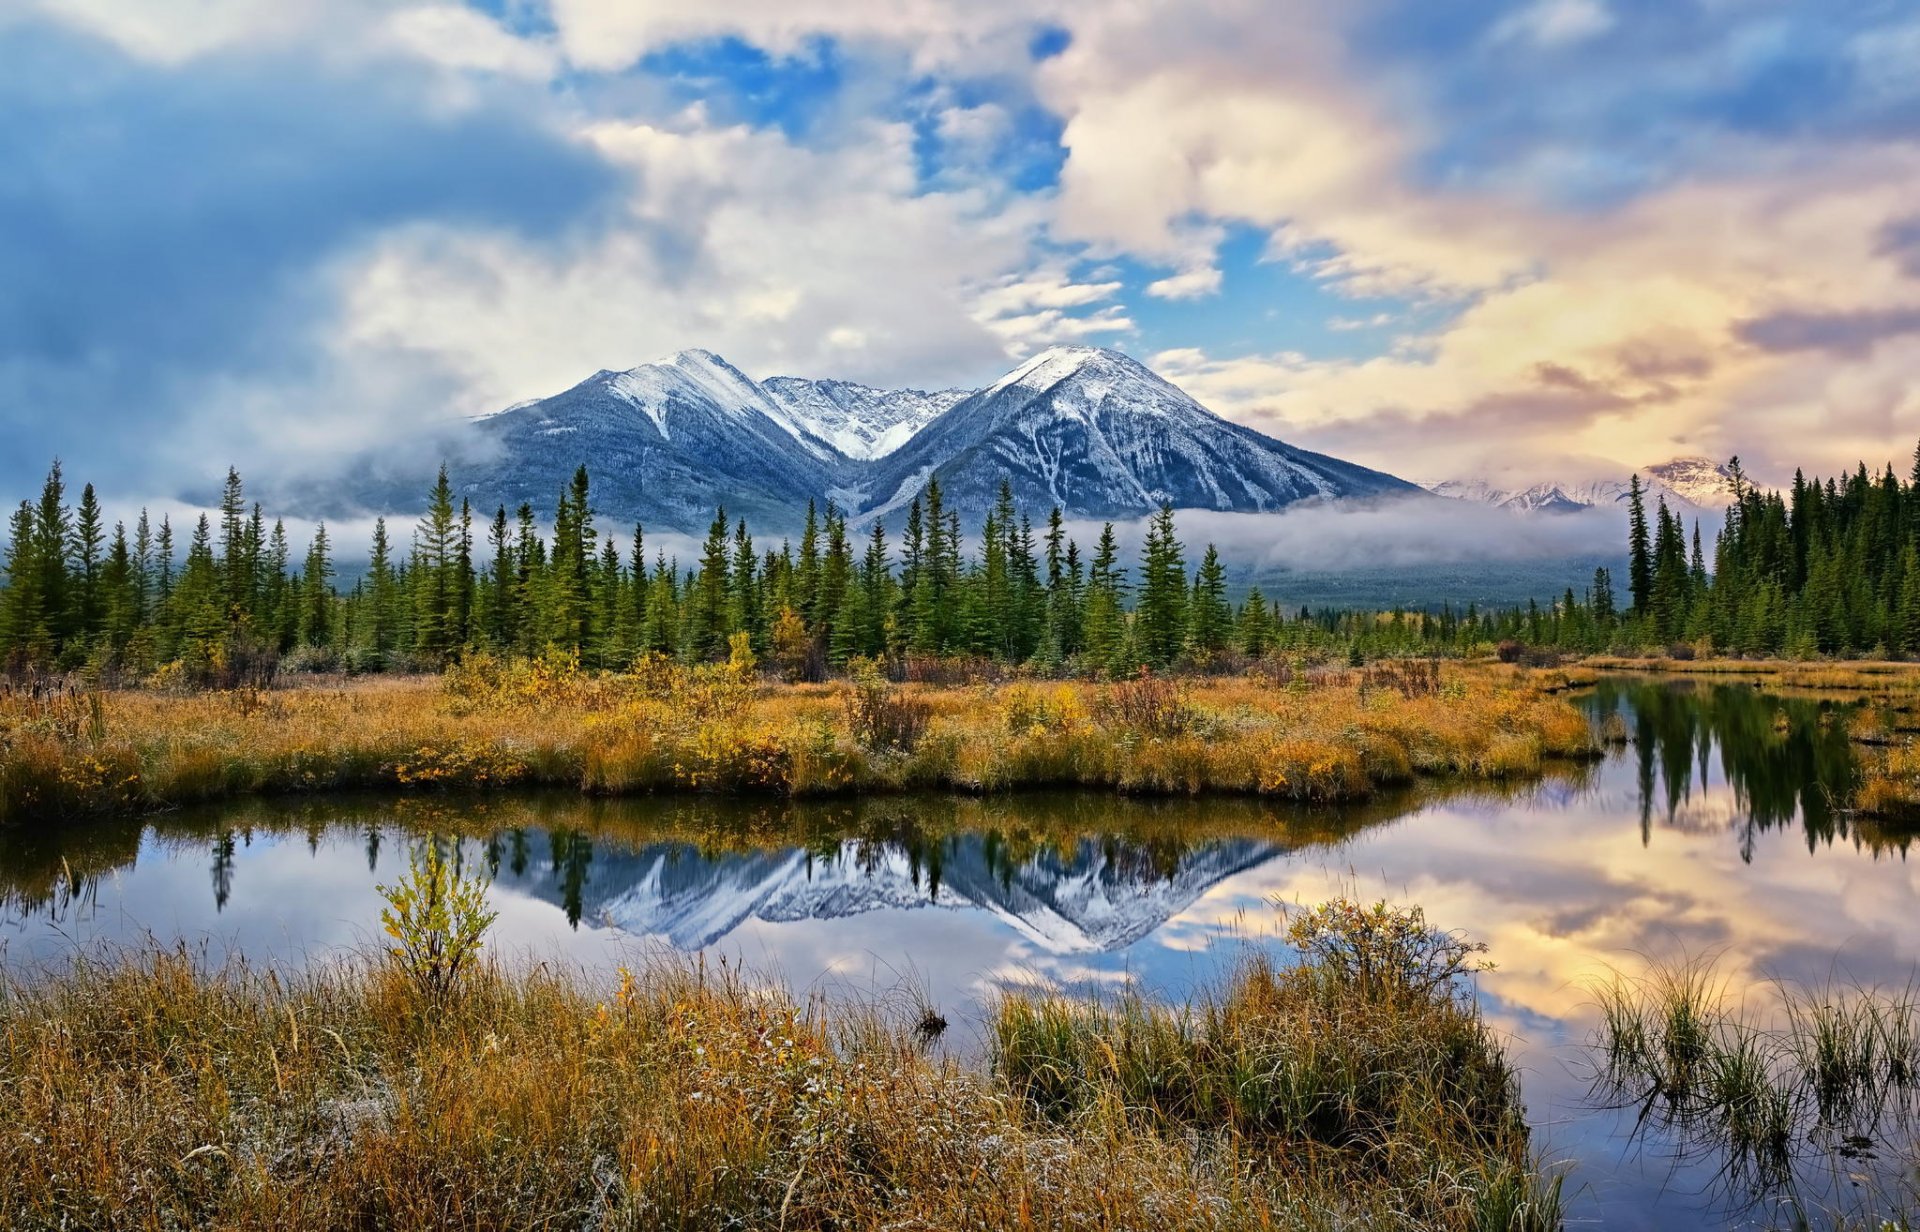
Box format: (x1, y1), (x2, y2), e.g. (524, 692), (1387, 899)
(378, 344), (1422, 533)
(1426, 457), (1737, 516)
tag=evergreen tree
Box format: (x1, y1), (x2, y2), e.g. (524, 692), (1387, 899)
(70, 482), (105, 646)
(1627, 474), (1652, 615)
(1188, 543), (1232, 657)
(1135, 504), (1188, 667)
(299, 524), (333, 648)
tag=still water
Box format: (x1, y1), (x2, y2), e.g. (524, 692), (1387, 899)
(3, 678), (1916, 1229)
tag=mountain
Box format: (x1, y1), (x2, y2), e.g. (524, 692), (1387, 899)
(342, 345), (1422, 533)
(851, 346), (1420, 524)
(455, 349), (838, 530)
(500, 831), (1283, 953)
(760, 377), (970, 460)
(1643, 457), (1739, 509)
(1427, 457), (1737, 516)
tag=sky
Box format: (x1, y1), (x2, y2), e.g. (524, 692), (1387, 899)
(4, 0), (1920, 506)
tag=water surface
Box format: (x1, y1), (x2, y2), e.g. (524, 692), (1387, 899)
(4, 677), (1916, 1229)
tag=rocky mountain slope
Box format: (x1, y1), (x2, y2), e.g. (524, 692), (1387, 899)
(357, 345), (1423, 533)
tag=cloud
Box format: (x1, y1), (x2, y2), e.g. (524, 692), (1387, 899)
(0, 20), (622, 499)
(1144, 267), (1222, 300)
(333, 112), (1066, 419)
(1490, 0), (1614, 49)
(1739, 306), (1920, 357)
(1065, 496), (1626, 574)
(10, 0), (1920, 515)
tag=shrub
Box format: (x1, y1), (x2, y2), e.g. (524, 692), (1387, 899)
(1284, 898), (1492, 1004)
(840, 657), (930, 753)
(377, 841), (498, 1008)
(997, 682), (1082, 734)
(1097, 669), (1197, 738)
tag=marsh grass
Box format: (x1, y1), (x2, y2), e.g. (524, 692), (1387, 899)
(992, 931), (1562, 1231)
(0, 935), (1562, 1231)
(1589, 958), (1920, 1212)
(0, 661), (1598, 824)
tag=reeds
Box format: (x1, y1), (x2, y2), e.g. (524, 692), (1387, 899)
(1588, 959), (1920, 1203)
(0, 660), (1600, 824)
(0, 937), (1562, 1230)
(992, 947), (1563, 1231)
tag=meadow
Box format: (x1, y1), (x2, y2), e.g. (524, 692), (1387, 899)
(0, 654), (1599, 825)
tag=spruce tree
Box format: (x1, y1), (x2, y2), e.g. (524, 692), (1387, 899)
(299, 524), (333, 648)
(1135, 504), (1188, 667)
(1188, 543), (1232, 657)
(1627, 474), (1652, 615)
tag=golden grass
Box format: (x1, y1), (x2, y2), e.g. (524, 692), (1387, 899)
(0, 659), (1599, 824)
(1586, 656), (1920, 692)
(0, 937), (1559, 1230)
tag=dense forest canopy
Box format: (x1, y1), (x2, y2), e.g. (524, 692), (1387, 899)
(2, 449), (1917, 680)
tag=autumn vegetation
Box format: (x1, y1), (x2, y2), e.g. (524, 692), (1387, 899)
(0, 890), (1561, 1230)
(0, 650), (1598, 826)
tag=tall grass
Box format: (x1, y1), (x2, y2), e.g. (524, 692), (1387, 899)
(992, 933), (1563, 1230)
(0, 659), (1599, 824)
(1588, 958), (1920, 1214)
(0, 933), (1563, 1229)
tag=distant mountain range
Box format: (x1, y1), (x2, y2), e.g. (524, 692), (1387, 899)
(1425, 457), (1737, 516)
(362, 345), (1420, 533)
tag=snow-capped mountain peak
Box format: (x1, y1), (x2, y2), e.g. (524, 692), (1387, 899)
(1426, 458), (1738, 515)
(360, 344), (1423, 533)
(1644, 457), (1737, 509)
(761, 376), (969, 461)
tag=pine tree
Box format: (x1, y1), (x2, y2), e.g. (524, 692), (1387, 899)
(299, 524), (333, 648)
(1238, 587), (1272, 658)
(1081, 523), (1127, 674)
(32, 462), (72, 658)
(690, 508), (731, 661)
(1135, 504), (1188, 667)
(1627, 474), (1652, 616)
(70, 482), (105, 647)
(414, 466), (460, 663)
(1, 501), (45, 661)
(1899, 544), (1920, 657)
(1188, 543), (1232, 657)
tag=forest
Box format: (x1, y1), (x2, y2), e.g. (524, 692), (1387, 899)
(3, 449), (1919, 682)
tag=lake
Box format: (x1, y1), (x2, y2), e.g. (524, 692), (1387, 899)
(3, 676), (1916, 1229)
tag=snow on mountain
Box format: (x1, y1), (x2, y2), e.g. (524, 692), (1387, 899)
(1644, 457), (1739, 509)
(452, 349), (842, 531)
(859, 345), (1421, 524)
(761, 377), (970, 460)
(349, 344), (1421, 533)
(502, 832), (1283, 954)
(1427, 458), (1737, 517)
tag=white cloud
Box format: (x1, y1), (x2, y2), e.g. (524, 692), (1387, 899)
(14, 0), (339, 61)
(1144, 267), (1222, 300)
(544, 0), (1067, 74)
(332, 113), (1074, 415)
(1490, 0), (1614, 49)
(378, 6), (557, 79)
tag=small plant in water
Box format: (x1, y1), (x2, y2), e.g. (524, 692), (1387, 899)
(378, 840), (498, 1007)
(1284, 897), (1492, 1002)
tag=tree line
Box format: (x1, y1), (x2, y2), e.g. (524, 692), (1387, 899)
(1617, 451), (1920, 658)
(24, 449), (1905, 681)
(3, 461), (1571, 681)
